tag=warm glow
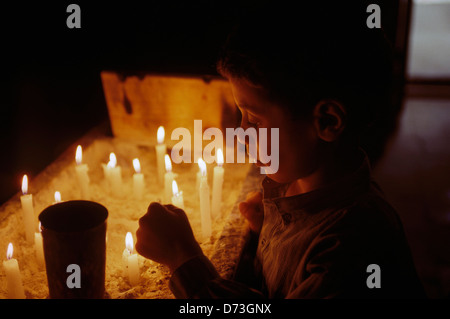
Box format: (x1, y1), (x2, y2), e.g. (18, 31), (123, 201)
(217, 148), (224, 166)
(38, 222), (42, 233)
(172, 180), (179, 196)
(198, 158), (206, 176)
(133, 158), (141, 174)
(6, 243), (13, 260)
(157, 126), (165, 144)
(54, 191), (61, 203)
(75, 145), (82, 165)
(125, 232), (134, 254)
(21, 175), (28, 195)
(164, 154), (172, 172)
(107, 152), (117, 168)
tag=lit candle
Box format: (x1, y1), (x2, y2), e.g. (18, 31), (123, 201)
(75, 145), (90, 199)
(101, 155), (112, 187)
(20, 175), (35, 244)
(164, 154), (175, 203)
(3, 243), (26, 299)
(155, 126), (166, 185)
(211, 148), (224, 219)
(102, 153), (122, 197)
(132, 158), (145, 200)
(34, 222), (44, 269)
(198, 159), (212, 240)
(54, 191), (62, 204)
(122, 232), (139, 286)
(171, 180), (184, 209)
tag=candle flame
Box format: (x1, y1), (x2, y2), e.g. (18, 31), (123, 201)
(107, 152), (117, 168)
(54, 191), (61, 203)
(164, 154), (172, 172)
(39, 222), (42, 233)
(6, 243), (13, 260)
(21, 175), (28, 195)
(157, 126), (165, 144)
(198, 158), (206, 176)
(172, 180), (179, 196)
(125, 232), (134, 254)
(76, 145), (82, 165)
(217, 148), (224, 166)
(133, 158), (141, 174)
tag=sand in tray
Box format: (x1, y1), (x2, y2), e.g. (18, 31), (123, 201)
(0, 137), (256, 299)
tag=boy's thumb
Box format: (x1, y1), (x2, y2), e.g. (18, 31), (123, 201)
(246, 191), (263, 203)
(239, 201), (250, 218)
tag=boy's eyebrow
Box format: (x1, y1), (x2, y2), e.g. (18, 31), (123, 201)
(237, 103), (260, 114)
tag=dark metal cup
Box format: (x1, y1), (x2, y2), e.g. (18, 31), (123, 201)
(38, 200), (108, 299)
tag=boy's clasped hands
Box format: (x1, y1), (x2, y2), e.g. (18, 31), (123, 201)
(135, 191), (264, 271)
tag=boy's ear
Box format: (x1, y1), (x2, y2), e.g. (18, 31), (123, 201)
(313, 100), (347, 142)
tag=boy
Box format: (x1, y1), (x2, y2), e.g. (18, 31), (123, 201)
(135, 2), (426, 298)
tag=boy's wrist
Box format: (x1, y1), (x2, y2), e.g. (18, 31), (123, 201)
(169, 254), (220, 298)
(168, 242), (203, 272)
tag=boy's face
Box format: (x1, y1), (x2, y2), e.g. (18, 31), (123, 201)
(229, 78), (323, 184)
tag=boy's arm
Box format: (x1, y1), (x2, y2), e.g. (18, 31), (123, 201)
(136, 202), (265, 299)
(169, 254), (264, 298)
(285, 206), (426, 299)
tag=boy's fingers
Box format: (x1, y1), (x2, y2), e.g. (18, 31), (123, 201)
(246, 191), (260, 200)
(139, 202), (161, 227)
(239, 202), (250, 217)
(246, 191), (263, 204)
(239, 201), (259, 219)
(164, 204), (185, 216)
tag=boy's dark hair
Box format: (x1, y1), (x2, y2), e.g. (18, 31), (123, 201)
(217, 2), (394, 149)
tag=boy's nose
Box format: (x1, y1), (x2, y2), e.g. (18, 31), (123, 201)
(237, 128), (247, 146)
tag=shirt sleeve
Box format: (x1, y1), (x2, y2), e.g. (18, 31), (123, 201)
(285, 233), (365, 299)
(168, 254), (265, 299)
(285, 206), (426, 299)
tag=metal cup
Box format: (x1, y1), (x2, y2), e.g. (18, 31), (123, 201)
(38, 200), (108, 299)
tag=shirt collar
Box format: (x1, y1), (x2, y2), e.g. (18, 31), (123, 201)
(262, 149), (372, 215)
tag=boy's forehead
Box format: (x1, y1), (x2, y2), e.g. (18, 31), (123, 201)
(230, 78), (270, 113)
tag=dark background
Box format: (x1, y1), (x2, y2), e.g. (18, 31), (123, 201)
(0, 1), (246, 203)
(0, 1), (402, 204)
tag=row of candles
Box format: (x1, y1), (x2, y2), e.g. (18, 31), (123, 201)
(2, 126), (225, 298)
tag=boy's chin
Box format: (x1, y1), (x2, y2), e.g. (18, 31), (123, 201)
(261, 169), (290, 184)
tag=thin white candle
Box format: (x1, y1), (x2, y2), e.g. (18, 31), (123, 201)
(212, 148), (224, 219)
(164, 154), (175, 203)
(20, 175), (35, 244)
(171, 180), (184, 209)
(155, 126), (166, 185)
(101, 154), (113, 187)
(196, 158), (202, 193)
(122, 232), (139, 286)
(198, 159), (212, 240)
(3, 243), (26, 299)
(75, 145), (90, 199)
(103, 153), (122, 197)
(34, 222), (44, 269)
(133, 158), (145, 200)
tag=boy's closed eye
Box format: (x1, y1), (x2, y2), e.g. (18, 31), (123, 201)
(246, 113), (261, 127)
(238, 105), (262, 128)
